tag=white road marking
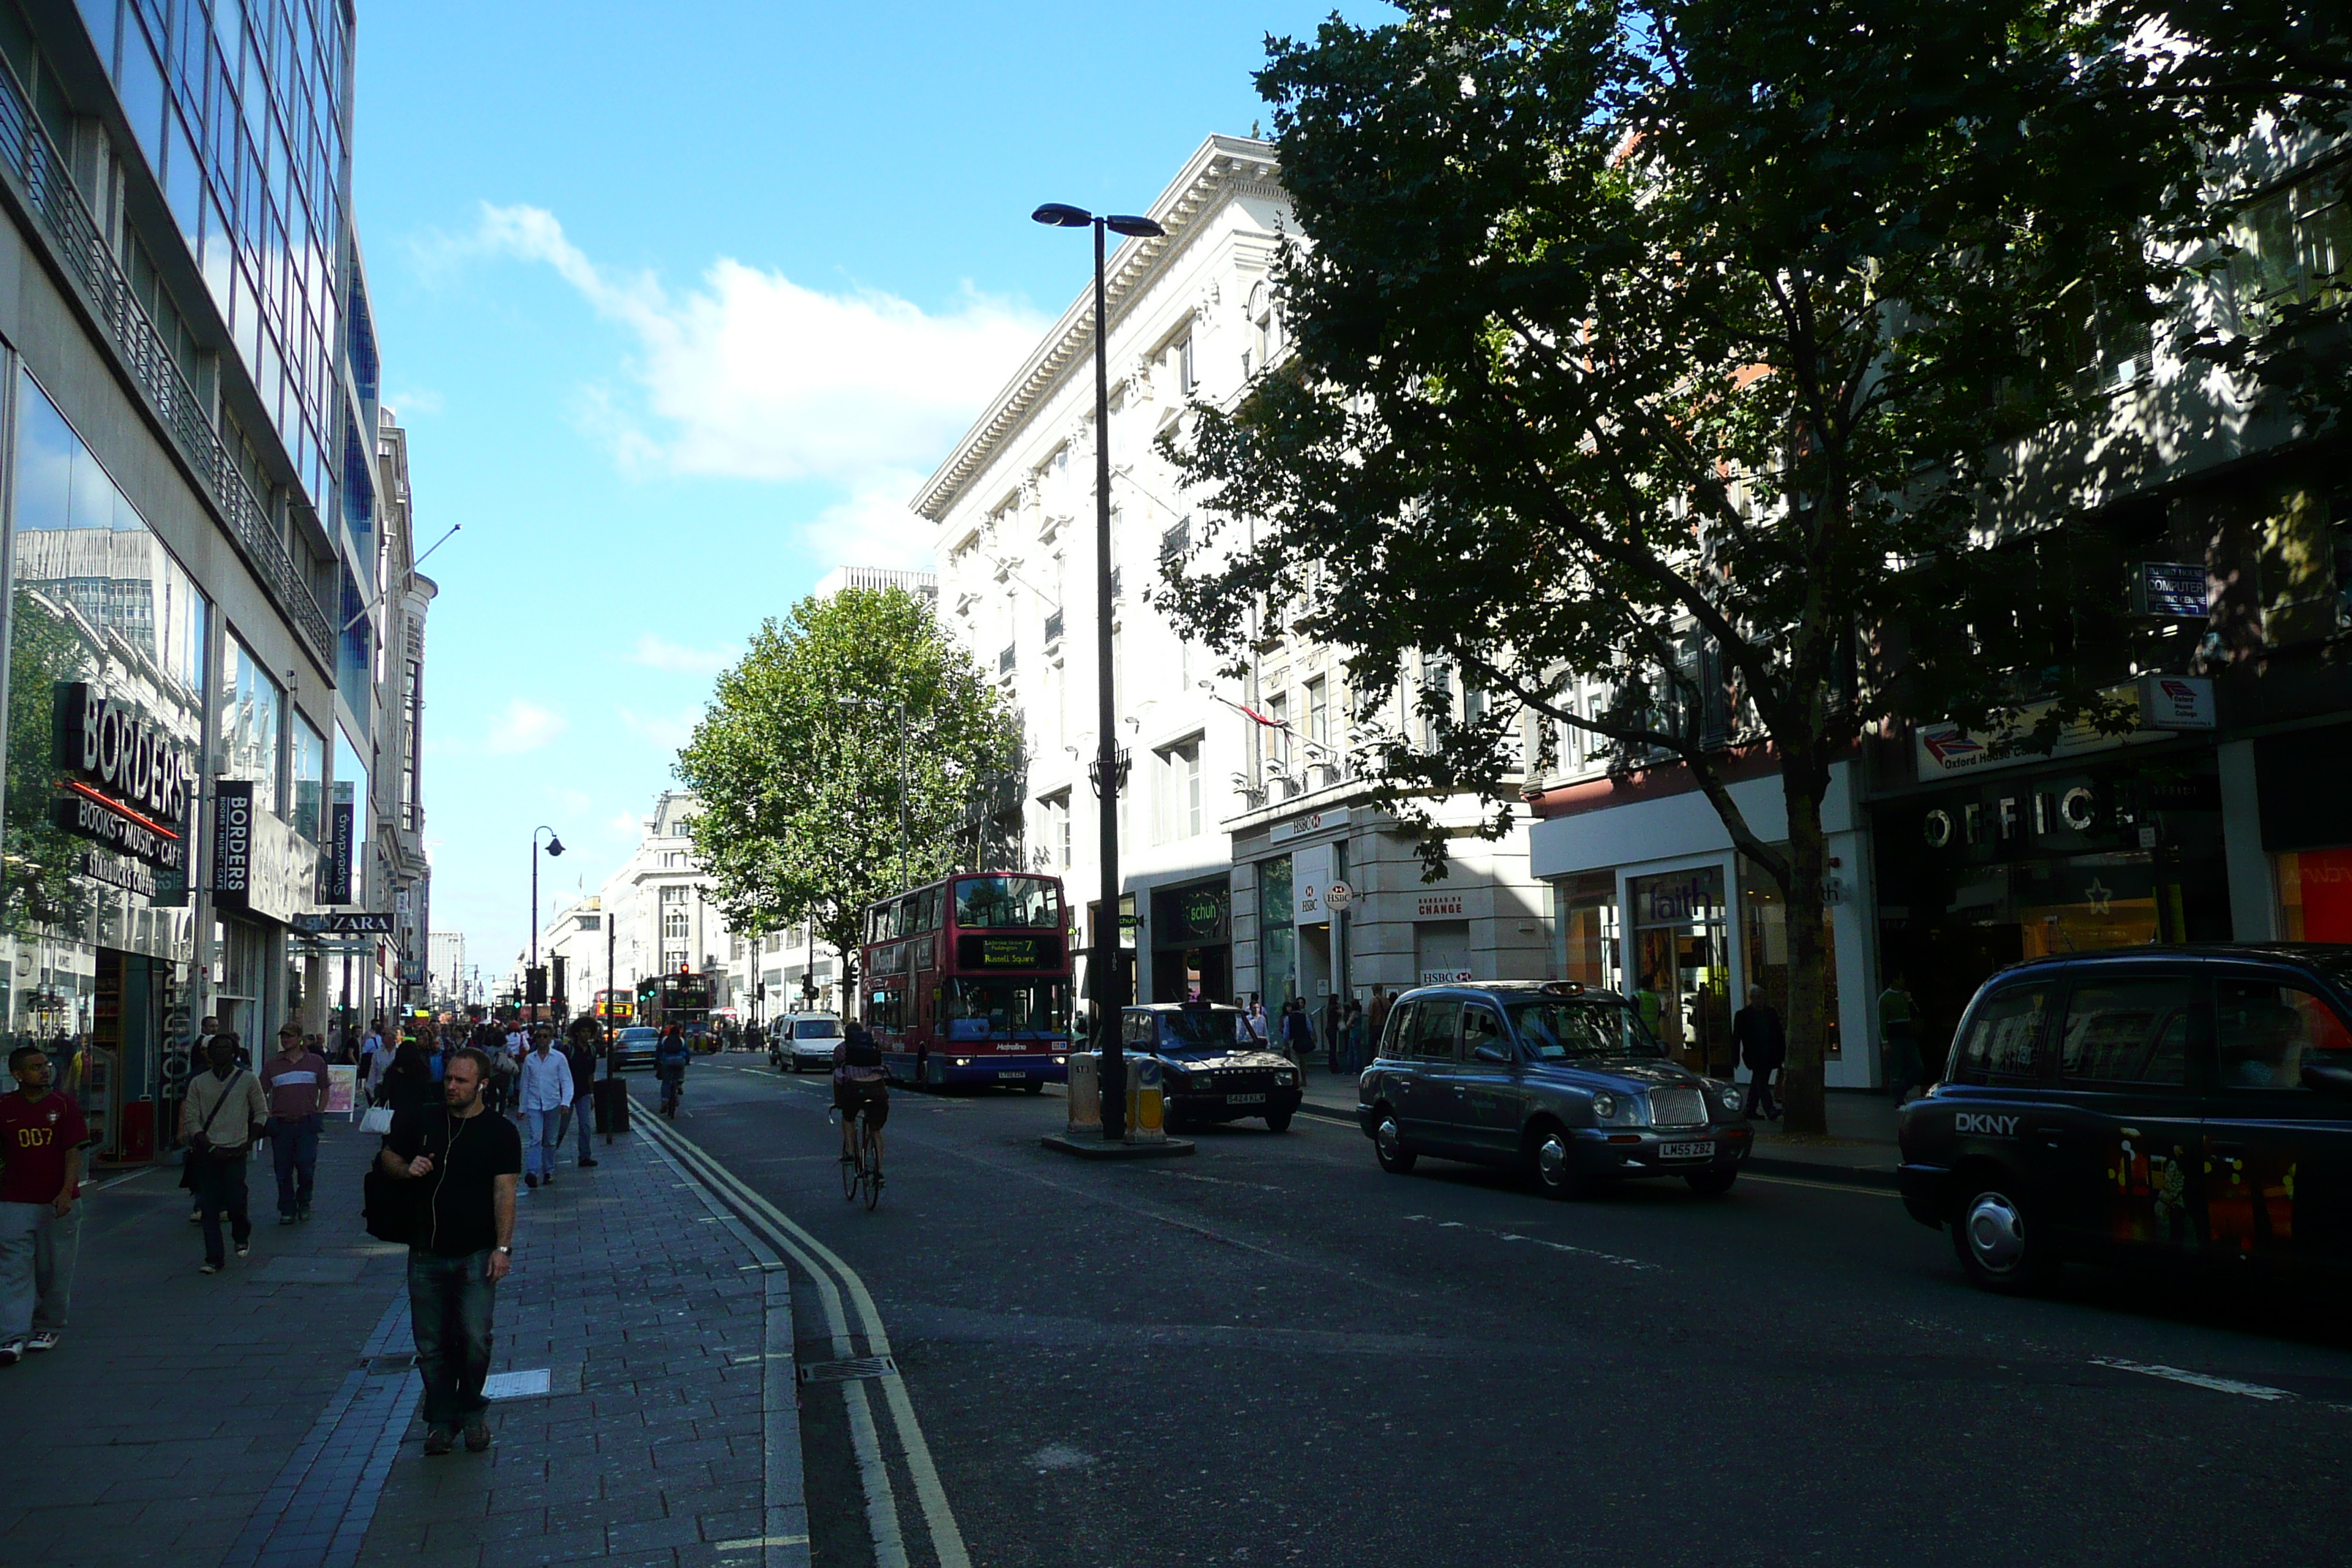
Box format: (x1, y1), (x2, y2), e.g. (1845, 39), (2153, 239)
(1740, 1172), (1901, 1198)
(640, 1109), (973, 1568)
(1405, 1213), (1661, 1272)
(2092, 1358), (2298, 1402)
(1028, 1443), (1094, 1472)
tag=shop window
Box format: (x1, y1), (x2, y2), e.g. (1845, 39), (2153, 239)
(2275, 849), (2352, 941)
(2215, 979), (2352, 1090)
(1629, 866), (1731, 1072)
(1553, 870), (1622, 992)
(2059, 978), (2200, 1086)
(1953, 984), (2053, 1085)
(291, 716), (324, 845)
(1737, 856), (1839, 1059)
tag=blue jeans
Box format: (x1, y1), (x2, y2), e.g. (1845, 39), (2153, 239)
(0, 1201), (80, 1340)
(407, 1248), (497, 1428)
(268, 1115), (321, 1216)
(573, 1094), (595, 1161)
(523, 1108), (563, 1179)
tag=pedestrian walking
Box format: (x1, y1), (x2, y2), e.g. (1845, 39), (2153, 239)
(516, 1028), (574, 1190)
(185, 1014), (219, 1225)
(1279, 998), (1313, 1067)
(1341, 999), (1368, 1071)
(1880, 975), (1926, 1104)
(1245, 995), (1266, 1041)
(1732, 984), (1786, 1120)
(0, 1044), (90, 1363)
(560, 1019), (600, 1169)
(1322, 992), (1342, 1073)
(260, 1022), (331, 1224)
(380, 1038), (439, 1117)
(178, 1035), (267, 1274)
(377, 1048), (521, 1455)
(1366, 985), (1393, 1055)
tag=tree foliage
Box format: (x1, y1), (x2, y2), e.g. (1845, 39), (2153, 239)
(1160, 0), (2337, 1131)
(675, 587), (1019, 984)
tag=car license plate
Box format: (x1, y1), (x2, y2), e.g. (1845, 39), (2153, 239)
(1227, 1093), (1266, 1105)
(998, 1071), (1025, 1079)
(1658, 1140), (1712, 1160)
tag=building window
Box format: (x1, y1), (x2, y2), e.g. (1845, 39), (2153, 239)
(1267, 692), (1290, 777)
(1042, 791), (1073, 869)
(1247, 281), (1282, 374)
(1176, 333), (1196, 394)
(664, 913), (689, 939)
(1305, 676), (1329, 755)
(1158, 738), (1203, 842)
(576, 914), (600, 931)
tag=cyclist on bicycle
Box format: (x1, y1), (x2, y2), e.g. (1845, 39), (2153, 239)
(832, 1022), (889, 1167)
(655, 1024), (691, 1118)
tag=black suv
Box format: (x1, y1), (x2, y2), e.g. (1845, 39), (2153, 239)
(1897, 944), (2352, 1292)
(1120, 1003), (1303, 1131)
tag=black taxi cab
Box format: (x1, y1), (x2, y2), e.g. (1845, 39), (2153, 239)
(1358, 980), (1752, 1196)
(1897, 945), (2352, 1292)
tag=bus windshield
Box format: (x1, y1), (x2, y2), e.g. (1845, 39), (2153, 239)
(954, 876), (1060, 930)
(941, 977), (1068, 1037)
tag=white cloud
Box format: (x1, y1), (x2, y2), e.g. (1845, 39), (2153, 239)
(803, 470), (940, 572)
(382, 386), (445, 417)
(628, 633), (739, 676)
(606, 811), (644, 838)
(447, 203), (1045, 489)
(617, 706), (698, 753)
(482, 699), (568, 755)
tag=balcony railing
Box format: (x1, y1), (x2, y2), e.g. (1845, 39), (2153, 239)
(998, 645), (1016, 676)
(1043, 608), (1063, 646)
(0, 57), (333, 665)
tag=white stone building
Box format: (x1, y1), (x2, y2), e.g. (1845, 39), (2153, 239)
(916, 136), (1556, 1020)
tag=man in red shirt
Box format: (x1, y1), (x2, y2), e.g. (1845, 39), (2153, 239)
(260, 1022), (331, 1224)
(0, 1044), (91, 1364)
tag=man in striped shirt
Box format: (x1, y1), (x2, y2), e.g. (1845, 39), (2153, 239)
(260, 1022), (330, 1224)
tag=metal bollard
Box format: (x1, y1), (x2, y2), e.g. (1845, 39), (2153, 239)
(1066, 1052), (1101, 1135)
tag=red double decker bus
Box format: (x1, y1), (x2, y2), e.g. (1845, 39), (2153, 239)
(859, 872), (1072, 1089)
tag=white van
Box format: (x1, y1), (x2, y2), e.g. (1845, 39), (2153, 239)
(773, 1014), (845, 1072)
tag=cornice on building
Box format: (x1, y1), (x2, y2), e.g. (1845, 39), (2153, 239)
(911, 135), (1282, 525)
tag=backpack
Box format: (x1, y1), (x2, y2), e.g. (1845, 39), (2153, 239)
(843, 1033), (883, 1069)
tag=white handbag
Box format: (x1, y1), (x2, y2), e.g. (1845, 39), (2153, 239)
(360, 1105), (395, 1135)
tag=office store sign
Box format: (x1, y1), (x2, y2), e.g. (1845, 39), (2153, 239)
(51, 682), (195, 894)
(211, 780), (312, 923)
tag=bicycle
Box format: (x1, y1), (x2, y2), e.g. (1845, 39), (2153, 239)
(837, 1103), (883, 1210)
(659, 1071), (682, 1120)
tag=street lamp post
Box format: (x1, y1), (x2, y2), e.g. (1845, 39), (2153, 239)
(1033, 200), (1165, 1141)
(531, 825), (565, 1018)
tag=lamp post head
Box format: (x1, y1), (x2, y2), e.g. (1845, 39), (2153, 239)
(1104, 214), (1165, 238)
(546, 834), (565, 858)
(1032, 203), (1092, 228)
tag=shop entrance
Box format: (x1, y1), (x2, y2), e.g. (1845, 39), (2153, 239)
(1150, 879), (1232, 1002)
(1629, 867), (1733, 1075)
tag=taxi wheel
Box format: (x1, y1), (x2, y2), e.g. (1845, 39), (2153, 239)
(1684, 1167), (1738, 1197)
(1264, 1111), (1294, 1134)
(1022, 1082), (1045, 1095)
(1528, 1125), (1591, 1200)
(1372, 1111), (1417, 1174)
(1953, 1183), (2055, 1294)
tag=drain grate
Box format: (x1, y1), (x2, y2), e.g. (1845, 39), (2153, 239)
(797, 1354), (897, 1385)
(363, 1353), (415, 1374)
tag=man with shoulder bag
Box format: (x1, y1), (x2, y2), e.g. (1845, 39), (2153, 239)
(178, 1034), (268, 1274)
(377, 1047), (521, 1455)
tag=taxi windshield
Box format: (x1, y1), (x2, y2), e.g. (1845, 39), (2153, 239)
(1505, 998), (1665, 1060)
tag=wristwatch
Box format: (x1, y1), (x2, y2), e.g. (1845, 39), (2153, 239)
(494, 1245), (512, 1255)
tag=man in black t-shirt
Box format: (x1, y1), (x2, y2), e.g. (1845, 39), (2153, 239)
(379, 1047), (522, 1455)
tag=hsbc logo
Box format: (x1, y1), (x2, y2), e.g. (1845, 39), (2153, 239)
(1955, 1112), (2019, 1138)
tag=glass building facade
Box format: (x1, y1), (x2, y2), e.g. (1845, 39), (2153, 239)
(79, 0), (353, 516)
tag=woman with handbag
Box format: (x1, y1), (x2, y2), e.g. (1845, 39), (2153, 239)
(378, 1039), (439, 1119)
(177, 1035), (267, 1274)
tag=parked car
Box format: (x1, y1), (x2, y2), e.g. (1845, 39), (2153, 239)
(611, 1026), (661, 1072)
(1898, 944), (2352, 1293)
(774, 1014), (845, 1072)
(1357, 981), (1752, 1196)
(1120, 1002), (1302, 1131)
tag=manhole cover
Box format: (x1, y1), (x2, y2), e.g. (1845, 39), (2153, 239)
(363, 1354), (415, 1374)
(798, 1355), (897, 1384)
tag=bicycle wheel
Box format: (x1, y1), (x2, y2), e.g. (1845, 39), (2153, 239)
(861, 1122), (883, 1210)
(840, 1142), (860, 1202)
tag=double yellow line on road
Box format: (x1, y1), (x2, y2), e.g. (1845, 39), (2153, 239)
(635, 1107), (972, 1568)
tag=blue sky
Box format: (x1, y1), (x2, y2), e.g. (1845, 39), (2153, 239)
(355, 1), (1381, 986)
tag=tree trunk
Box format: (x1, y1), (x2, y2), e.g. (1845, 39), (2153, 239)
(1776, 761), (1835, 1137)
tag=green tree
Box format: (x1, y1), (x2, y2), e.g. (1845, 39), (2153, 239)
(1161, 0), (2323, 1133)
(676, 587), (1019, 995)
